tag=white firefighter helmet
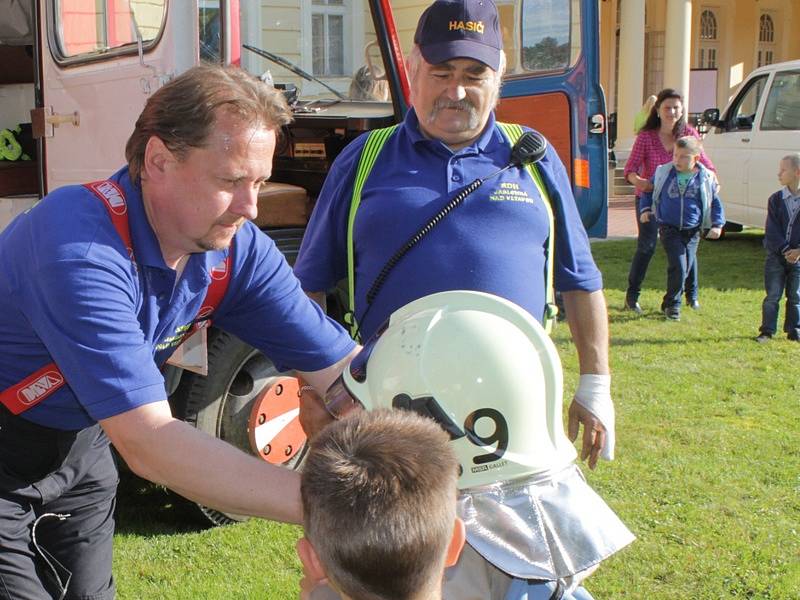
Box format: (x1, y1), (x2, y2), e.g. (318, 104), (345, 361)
(325, 290), (635, 581)
(339, 290), (577, 488)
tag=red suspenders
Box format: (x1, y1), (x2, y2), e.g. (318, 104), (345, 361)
(0, 180), (232, 415)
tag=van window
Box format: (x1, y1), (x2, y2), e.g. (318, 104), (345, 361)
(200, 0), (224, 64)
(761, 70), (800, 131)
(520, 0), (581, 73)
(724, 74), (768, 131)
(53, 0), (167, 61)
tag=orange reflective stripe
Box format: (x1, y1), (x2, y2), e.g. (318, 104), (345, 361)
(573, 158), (590, 188)
(0, 180), (233, 415)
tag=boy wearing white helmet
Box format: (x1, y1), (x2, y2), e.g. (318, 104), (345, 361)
(321, 291), (634, 600)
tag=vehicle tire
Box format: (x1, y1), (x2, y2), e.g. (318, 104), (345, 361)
(176, 328), (307, 526)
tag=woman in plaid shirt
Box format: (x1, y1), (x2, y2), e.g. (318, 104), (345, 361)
(623, 88), (717, 314)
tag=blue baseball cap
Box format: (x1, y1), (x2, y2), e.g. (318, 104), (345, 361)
(414, 0), (503, 71)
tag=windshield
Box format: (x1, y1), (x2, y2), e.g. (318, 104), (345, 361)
(228, 0), (580, 105)
(235, 0), (390, 104)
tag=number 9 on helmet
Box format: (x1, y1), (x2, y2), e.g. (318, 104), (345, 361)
(338, 290), (578, 491)
(327, 290), (635, 581)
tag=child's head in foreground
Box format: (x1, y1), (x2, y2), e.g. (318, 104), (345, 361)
(298, 408), (464, 600)
(672, 136), (703, 173)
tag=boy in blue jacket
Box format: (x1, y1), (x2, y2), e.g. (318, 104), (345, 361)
(756, 153), (800, 343)
(639, 136), (725, 320)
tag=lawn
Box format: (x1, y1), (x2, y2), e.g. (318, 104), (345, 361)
(113, 231), (800, 599)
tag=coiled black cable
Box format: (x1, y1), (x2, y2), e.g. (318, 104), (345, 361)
(350, 130), (547, 341)
(366, 176), (483, 305)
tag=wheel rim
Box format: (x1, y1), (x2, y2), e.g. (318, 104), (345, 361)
(216, 350), (307, 470)
(248, 376), (305, 464)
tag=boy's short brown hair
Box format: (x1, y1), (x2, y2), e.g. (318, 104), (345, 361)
(125, 64), (292, 182)
(675, 135), (702, 156)
(301, 409), (459, 600)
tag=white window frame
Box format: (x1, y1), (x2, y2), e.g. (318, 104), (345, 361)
(757, 12), (776, 68)
(696, 7), (719, 70)
(301, 0), (364, 88)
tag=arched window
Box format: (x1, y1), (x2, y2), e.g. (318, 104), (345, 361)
(698, 9), (718, 69)
(759, 14), (774, 43)
(758, 13), (776, 67)
(700, 9), (717, 40)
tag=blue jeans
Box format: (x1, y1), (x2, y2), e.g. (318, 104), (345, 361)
(626, 198), (698, 303)
(760, 251), (800, 339)
(659, 225), (700, 311)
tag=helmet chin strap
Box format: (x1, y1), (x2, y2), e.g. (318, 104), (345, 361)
(391, 393), (466, 440)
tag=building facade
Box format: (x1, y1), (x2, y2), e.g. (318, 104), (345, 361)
(601, 0), (800, 156)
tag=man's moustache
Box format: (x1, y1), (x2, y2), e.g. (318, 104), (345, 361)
(432, 99), (475, 112)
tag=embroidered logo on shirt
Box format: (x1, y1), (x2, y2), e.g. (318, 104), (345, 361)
(18, 371), (64, 405)
(489, 182), (534, 204)
(155, 323), (192, 352)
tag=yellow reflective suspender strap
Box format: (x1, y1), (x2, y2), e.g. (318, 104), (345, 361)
(345, 122), (556, 337)
(496, 122), (557, 333)
(346, 124), (400, 339)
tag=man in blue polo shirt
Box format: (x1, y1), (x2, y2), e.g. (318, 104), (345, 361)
(0, 65), (357, 599)
(294, 0), (616, 598)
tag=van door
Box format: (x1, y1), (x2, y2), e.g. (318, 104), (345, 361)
(702, 72), (769, 227)
(36, 0), (182, 192)
(495, 0), (607, 237)
(747, 69), (800, 226)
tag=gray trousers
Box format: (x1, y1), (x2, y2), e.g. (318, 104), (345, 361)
(0, 407), (117, 600)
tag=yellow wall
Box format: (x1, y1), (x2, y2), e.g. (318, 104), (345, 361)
(598, 0), (615, 108)
(390, 1), (429, 52)
(601, 0), (800, 115)
(260, 1), (301, 83)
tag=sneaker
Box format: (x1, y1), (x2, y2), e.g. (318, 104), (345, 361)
(624, 300), (643, 315)
(664, 308), (681, 321)
(688, 300), (701, 310)
(755, 334), (772, 343)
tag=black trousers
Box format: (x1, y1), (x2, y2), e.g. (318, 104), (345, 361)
(0, 406), (117, 600)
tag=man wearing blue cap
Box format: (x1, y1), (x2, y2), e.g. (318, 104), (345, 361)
(295, 1), (618, 597)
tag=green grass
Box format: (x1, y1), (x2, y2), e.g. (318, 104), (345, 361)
(113, 231), (800, 599)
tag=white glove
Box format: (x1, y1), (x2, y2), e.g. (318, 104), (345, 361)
(574, 374), (615, 461)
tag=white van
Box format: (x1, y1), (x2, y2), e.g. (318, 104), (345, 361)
(701, 59), (800, 230)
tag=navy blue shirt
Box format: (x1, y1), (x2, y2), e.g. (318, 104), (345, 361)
(764, 187), (800, 254)
(294, 109), (602, 339)
(0, 168), (355, 429)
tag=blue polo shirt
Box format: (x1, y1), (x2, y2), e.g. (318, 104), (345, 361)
(0, 167), (355, 429)
(294, 109), (602, 339)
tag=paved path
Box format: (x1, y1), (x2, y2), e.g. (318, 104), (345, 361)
(597, 195), (637, 240)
